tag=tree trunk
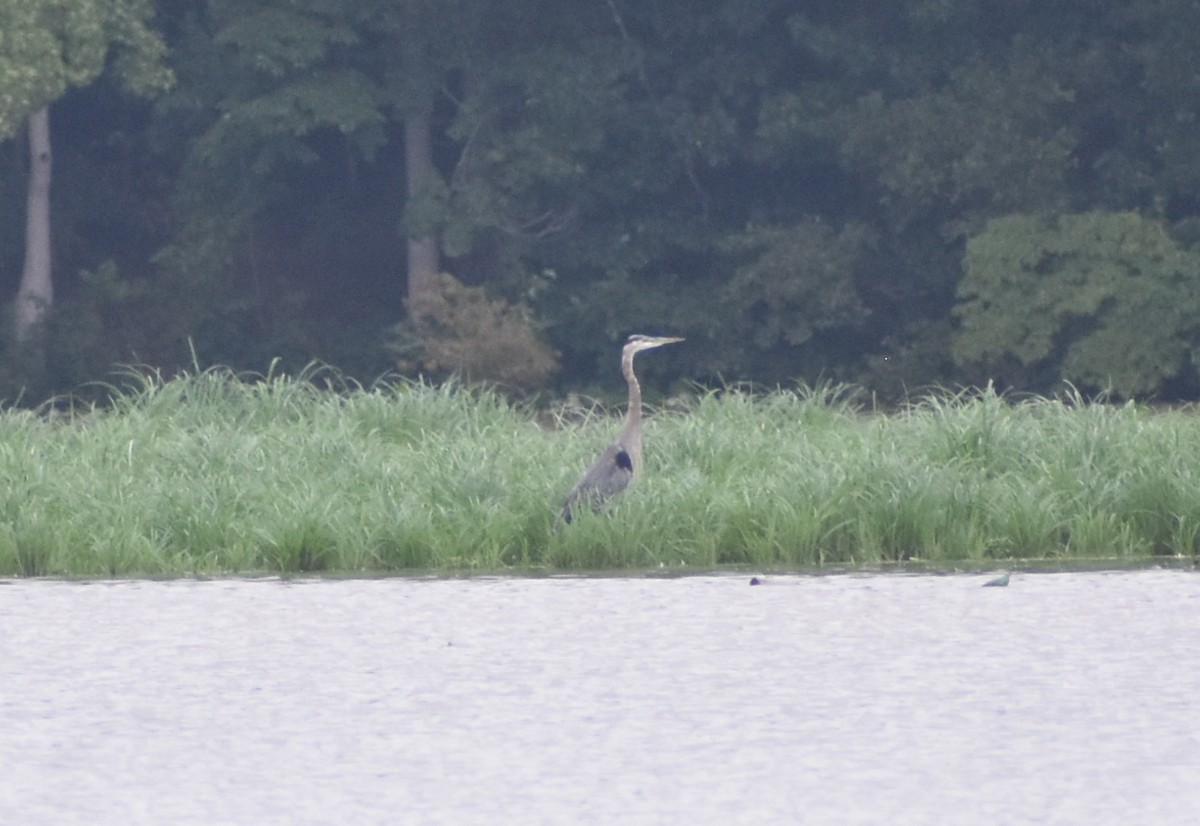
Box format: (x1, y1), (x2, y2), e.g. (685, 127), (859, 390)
(404, 111), (440, 302)
(15, 107), (53, 341)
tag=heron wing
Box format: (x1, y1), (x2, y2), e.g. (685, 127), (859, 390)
(560, 442), (634, 522)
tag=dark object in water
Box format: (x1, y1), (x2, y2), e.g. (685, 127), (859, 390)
(982, 571), (1011, 587)
(749, 576), (763, 586)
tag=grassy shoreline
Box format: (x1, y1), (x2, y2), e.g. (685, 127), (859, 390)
(3, 368), (1200, 577)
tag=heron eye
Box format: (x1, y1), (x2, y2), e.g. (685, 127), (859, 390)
(615, 450), (632, 472)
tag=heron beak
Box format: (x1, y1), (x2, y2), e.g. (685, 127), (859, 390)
(624, 334), (686, 354)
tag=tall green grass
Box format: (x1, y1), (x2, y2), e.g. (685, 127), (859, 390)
(2, 368), (1199, 576)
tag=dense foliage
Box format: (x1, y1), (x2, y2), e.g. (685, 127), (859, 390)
(4, 370), (1199, 575)
(4, 1), (1200, 402)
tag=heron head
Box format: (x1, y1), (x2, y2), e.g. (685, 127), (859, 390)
(623, 334), (685, 357)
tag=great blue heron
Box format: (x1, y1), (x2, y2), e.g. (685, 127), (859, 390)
(560, 334), (684, 522)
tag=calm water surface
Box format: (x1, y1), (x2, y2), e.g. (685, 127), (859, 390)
(1, 570), (1197, 824)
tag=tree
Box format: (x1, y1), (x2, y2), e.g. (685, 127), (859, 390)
(0, 0), (171, 339)
(953, 211), (1200, 397)
(15, 108), (52, 340)
(9, 0), (1200, 402)
(715, 220), (875, 379)
(158, 0), (596, 379)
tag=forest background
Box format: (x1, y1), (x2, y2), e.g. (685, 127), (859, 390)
(4, 0), (1200, 406)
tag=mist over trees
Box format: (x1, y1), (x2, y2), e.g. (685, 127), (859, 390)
(3, 0), (1200, 404)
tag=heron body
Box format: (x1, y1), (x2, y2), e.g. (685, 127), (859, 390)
(560, 334), (683, 523)
(982, 571), (1011, 587)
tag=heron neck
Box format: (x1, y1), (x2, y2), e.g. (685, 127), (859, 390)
(620, 349), (644, 474)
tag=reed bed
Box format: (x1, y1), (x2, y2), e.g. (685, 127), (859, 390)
(2, 368), (1199, 576)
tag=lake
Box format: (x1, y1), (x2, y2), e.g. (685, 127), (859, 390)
(1, 570), (1197, 824)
